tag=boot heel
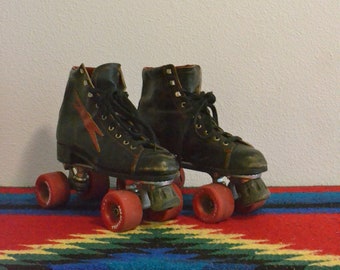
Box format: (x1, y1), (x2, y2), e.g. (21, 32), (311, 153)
(57, 143), (73, 164)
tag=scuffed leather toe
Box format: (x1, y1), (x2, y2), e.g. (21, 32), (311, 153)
(135, 150), (179, 181)
(228, 144), (267, 175)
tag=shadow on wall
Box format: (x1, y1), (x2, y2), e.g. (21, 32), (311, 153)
(18, 125), (60, 187)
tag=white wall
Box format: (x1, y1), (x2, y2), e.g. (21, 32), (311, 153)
(1, 0), (339, 187)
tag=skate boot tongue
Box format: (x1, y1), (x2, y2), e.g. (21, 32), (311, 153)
(91, 63), (157, 145)
(176, 65), (202, 94)
(91, 63), (126, 92)
(91, 63), (139, 119)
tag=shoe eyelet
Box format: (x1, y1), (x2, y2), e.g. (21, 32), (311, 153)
(195, 124), (202, 129)
(101, 115), (107, 120)
(130, 145), (136, 150)
(213, 136), (220, 142)
(175, 91), (181, 97)
(204, 130), (209, 136)
(80, 68), (84, 74)
(170, 80), (176, 86)
(166, 68), (172, 74)
(87, 92), (93, 98)
(123, 140), (129, 145)
(181, 102), (186, 108)
(108, 126), (115, 131)
(115, 133), (122, 139)
(223, 141), (229, 146)
(83, 80), (88, 86)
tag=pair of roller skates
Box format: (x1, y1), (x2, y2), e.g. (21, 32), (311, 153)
(35, 63), (270, 232)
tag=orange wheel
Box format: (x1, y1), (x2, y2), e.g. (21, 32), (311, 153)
(235, 199), (266, 214)
(101, 190), (143, 232)
(35, 172), (70, 208)
(81, 171), (109, 200)
(193, 183), (234, 223)
(173, 168), (185, 188)
(144, 184), (183, 222)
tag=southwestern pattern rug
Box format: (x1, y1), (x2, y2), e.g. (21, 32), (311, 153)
(0, 186), (339, 269)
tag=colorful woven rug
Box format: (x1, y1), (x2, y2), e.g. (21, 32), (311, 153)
(0, 186), (339, 269)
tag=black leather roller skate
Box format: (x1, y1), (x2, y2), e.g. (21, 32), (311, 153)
(35, 63), (182, 232)
(138, 64), (270, 223)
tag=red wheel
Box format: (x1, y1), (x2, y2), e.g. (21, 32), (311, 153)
(173, 168), (185, 188)
(235, 199), (266, 214)
(193, 183), (234, 223)
(81, 171), (109, 200)
(144, 184), (183, 222)
(101, 190), (143, 232)
(35, 172), (70, 208)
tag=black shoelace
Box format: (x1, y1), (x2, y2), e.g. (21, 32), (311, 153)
(185, 91), (241, 144)
(89, 84), (157, 148)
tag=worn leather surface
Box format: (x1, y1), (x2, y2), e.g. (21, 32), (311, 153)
(138, 64), (267, 177)
(57, 63), (178, 181)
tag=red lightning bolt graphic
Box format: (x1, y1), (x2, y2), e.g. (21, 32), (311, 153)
(74, 92), (103, 152)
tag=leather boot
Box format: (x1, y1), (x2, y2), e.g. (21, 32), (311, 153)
(57, 63), (179, 184)
(138, 64), (270, 212)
